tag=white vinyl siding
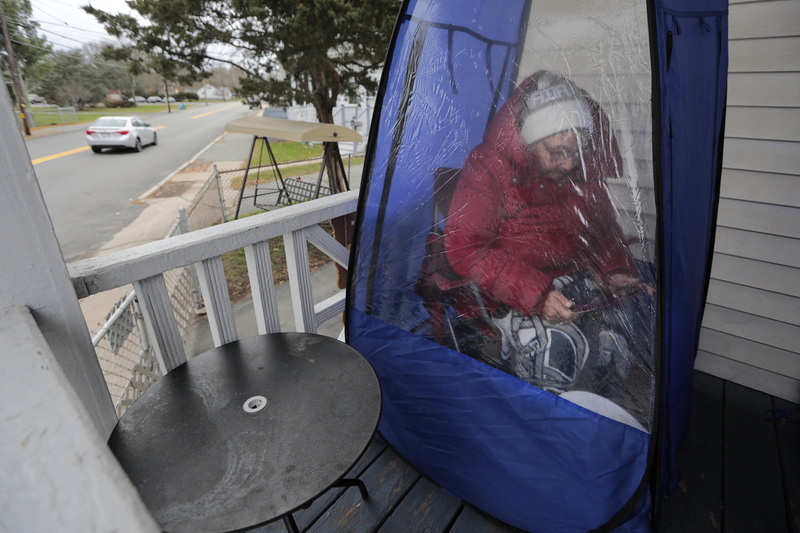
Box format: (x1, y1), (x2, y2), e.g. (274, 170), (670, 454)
(695, 0), (800, 403)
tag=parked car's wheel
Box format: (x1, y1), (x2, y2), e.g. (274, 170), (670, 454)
(134, 138), (143, 152)
(152, 132), (158, 146)
(91, 146), (102, 154)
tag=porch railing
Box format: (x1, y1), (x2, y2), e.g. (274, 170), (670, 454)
(69, 190), (359, 377)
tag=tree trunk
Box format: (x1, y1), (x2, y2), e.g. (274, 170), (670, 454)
(314, 94), (353, 289)
(313, 102), (349, 194)
(164, 79), (172, 113)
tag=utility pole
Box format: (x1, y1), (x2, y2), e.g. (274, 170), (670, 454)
(0, 0), (31, 135)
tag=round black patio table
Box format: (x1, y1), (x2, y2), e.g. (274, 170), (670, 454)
(108, 333), (382, 532)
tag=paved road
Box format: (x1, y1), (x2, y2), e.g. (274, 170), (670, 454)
(24, 102), (253, 261)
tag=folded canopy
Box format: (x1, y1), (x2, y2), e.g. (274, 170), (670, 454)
(224, 116), (362, 143)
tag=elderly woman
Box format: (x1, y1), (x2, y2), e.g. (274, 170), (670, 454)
(444, 70), (651, 398)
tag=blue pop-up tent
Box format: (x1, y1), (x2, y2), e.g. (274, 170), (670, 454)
(346, 0), (727, 530)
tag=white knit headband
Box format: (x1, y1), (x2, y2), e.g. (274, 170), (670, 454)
(519, 80), (594, 145)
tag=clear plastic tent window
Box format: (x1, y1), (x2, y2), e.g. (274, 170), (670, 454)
(358, 0), (655, 426)
(347, 0), (727, 530)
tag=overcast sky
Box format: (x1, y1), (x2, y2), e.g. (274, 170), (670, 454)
(27, 0), (238, 65)
(28, 0), (131, 51)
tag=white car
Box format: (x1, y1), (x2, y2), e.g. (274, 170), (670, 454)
(85, 116), (157, 153)
(146, 96), (163, 103)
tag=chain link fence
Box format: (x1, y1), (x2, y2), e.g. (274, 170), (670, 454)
(92, 172), (223, 416)
(27, 106), (79, 128)
(92, 292), (158, 416)
(90, 154), (363, 416)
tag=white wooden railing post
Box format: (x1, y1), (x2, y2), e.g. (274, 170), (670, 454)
(133, 275), (186, 374)
(304, 224), (350, 326)
(284, 228), (317, 333)
(177, 207), (204, 310)
(245, 241), (281, 334)
(194, 256), (238, 346)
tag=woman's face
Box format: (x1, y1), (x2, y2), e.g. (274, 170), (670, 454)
(530, 130), (581, 182)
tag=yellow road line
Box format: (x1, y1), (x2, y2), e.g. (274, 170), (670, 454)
(191, 103), (240, 119)
(154, 125), (166, 131)
(32, 146), (90, 165)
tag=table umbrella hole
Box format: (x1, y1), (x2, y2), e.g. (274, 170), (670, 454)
(244, 395), (268, 413)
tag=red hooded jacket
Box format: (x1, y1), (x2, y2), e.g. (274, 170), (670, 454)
(444, 71), (637, 317)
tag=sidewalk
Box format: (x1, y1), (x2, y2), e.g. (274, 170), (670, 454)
(77, 150), (244, 339)
(78, 128), (354, 353)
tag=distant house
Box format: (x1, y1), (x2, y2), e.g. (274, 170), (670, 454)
(196, 84), (234, 101)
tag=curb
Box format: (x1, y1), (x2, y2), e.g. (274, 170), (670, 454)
(138, 131), (229, 200)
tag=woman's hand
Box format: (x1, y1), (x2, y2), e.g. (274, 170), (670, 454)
(541, 290), (578, 323)
(607, 273), (654, 297)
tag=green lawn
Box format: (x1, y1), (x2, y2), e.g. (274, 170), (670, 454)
(220, 214), (334, 301)
(250, 139), (325, 166)
(249, 139), (365, 168)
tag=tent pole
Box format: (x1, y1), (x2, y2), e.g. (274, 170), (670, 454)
(234, 136), (259, 220)
(364, 21), (431, 310)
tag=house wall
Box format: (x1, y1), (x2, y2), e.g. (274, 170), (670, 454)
(695, 0), (800, 402)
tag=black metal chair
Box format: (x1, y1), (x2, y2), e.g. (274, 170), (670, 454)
(414, 168), (501, 362)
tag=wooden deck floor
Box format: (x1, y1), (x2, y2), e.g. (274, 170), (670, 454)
(250, 372), (799, 533)
(659, 372), (799, 533)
